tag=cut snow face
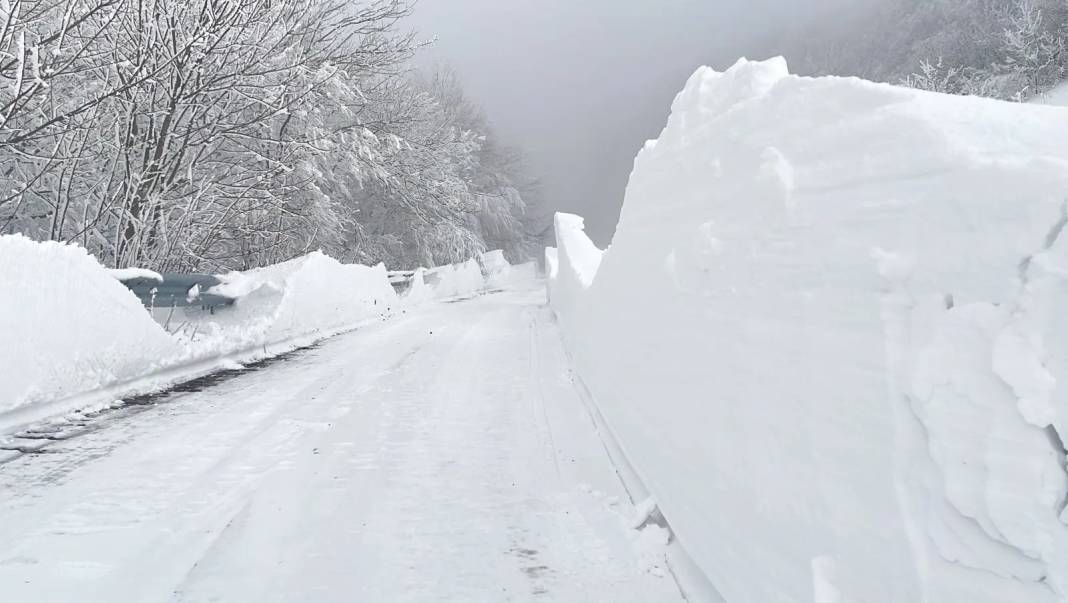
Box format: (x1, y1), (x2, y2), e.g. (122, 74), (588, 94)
(549, 214), (604, 338)
(549, 57), (1068, 602)
(554, 213), (603, 288)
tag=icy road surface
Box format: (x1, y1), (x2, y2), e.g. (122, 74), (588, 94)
(0, 290), (682, 602)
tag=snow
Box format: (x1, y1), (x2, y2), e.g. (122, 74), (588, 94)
(1032, 81), (1068, 107)
(628, 496), (660, 529)
(401, 267), (436, 305)
(480, 249), (538, 291)
(480, 249), (511, 288)
(0, 235), (183, 415)
(549, 57), (1068, 602)
(201, 252), (399, 351)
(0, 290), (683, 602)
(550, 213), (604, 341)
(1, 239), (520, 428)
(811, 556), (843, 603)
(510, 261), (539, 287)
(554, 213), (602, 287)
(107, 267), (163, 282)
(544, 246), (559, 281)
(424, 257), (486, 299)
(632, 524), (671, 578)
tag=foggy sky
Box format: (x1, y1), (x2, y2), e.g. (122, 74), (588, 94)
(408, 1), (870, 245)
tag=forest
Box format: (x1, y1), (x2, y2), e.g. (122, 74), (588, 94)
(0, 0), (547, 272)
(797, 0), (1068, 101)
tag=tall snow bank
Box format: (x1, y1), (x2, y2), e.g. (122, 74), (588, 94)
(203, 252), (397, 351)
(0, 234), (530, 423)
(0, 242), (399, 419)
(549, 213), (603, 338)
(401, 268), (436, 305)
(551, 57), (1068, 602)
(480, 250), (512, 289)
(480, 249), (538, 291)
(424, 258), (485, 300)
(0, 235), (182, 413)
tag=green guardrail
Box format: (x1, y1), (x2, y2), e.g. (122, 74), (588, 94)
(118, 273), (235, 310)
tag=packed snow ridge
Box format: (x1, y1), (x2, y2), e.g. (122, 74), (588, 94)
(0, 233), (531, 427)
(548, 57), (1068, 602)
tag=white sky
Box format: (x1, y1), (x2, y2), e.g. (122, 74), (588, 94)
(407, 0), (872, 244)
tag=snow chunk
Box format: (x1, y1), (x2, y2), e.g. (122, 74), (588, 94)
(632, 524), (670, 578)
(0, 235), (181, 414)
(108, 267), (163, 282)
(629, 496), (660, 530)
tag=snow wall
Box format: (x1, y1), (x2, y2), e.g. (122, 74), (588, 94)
(0, 239), (513, 420)
(424, 258), (485, 300)
(549, 57), (1068, 603)
(0, 235), (184, 414)
(190, 252), (401, 356)
(482, 249), (539, 291)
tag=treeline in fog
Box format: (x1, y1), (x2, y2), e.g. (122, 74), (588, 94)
(798, 0), (1068, 101)
(0, 0), (548, 271)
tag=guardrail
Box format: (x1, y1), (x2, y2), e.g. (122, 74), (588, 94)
(120, 271), (418, 310)
(118, 273), (235, 311)
(387, 270), (415, 293)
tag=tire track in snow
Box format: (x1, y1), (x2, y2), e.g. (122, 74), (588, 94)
(0, 290), (682, 602)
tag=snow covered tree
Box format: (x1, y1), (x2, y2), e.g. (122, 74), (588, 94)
(796, 0), (1068, 102)
(333, 67), (543, 270)
(998, 0), (1068, 99)
(0, 0), (543, 272)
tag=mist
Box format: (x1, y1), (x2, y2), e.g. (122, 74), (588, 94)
(408, 0), (877, 245)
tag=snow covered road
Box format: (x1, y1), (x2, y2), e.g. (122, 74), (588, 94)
(0, 290), (683, 602)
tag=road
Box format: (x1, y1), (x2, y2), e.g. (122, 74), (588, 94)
(0, 288), (683, 602)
